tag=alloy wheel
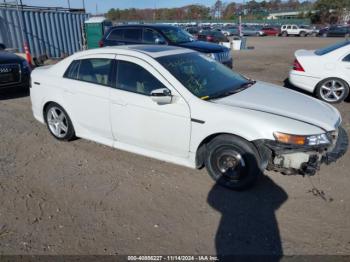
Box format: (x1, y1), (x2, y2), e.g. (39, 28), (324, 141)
(47, 107), (69, 138)
(319, 80), (346, 103)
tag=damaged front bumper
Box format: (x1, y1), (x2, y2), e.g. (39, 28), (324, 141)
(254, 126), (349, 176)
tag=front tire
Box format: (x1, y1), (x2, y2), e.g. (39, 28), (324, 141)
(281, 31), (288, 37)
(45, 103), (75, 141)
(315, 78), (349, 103)
(205, 135), (262, 191)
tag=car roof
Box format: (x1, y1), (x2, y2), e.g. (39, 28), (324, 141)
(82, 45), (195, 58)
(110, 24), (177, 30)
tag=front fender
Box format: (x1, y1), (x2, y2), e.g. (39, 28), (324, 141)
(189, 103), (325, 154)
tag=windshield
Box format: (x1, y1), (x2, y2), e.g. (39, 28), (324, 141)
(160, 27), (194, 44)
(157, 53), (250, 99)
(315, 40), (350, 56)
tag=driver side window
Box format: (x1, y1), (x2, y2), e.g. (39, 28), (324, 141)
(116, 60), (167, 95)
(143, 29), (165, 44)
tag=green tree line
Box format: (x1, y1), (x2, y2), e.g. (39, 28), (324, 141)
(106, 0), (350, 24)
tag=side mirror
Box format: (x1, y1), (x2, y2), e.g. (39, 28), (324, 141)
(155, 38), (166, 45)
(150, 88), (172, 105)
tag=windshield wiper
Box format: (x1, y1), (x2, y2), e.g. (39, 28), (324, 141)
(239, 80), (256, 89)
(207, 80), (256, 100)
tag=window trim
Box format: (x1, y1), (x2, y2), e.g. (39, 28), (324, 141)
(63, 60), (81, 80)
(63, 58), (115, 88)
(114, 60), (169, 97)
(342, 53), (350, 62)
(106, 28), (125, 41)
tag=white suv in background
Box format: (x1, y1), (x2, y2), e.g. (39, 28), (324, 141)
(281, 24), (313, 37)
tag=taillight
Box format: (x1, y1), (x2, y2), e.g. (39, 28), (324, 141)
(206, 35), (214, 41)
(293, 59), (305, 72)
(98, 40), (104, 47)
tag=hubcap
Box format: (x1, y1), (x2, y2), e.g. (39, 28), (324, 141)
(215, 149), (246, 181)
(47, 107), (68, 138)
(320, 80), (345, 102)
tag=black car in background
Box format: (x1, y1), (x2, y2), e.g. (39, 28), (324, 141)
(324, 26), (350, 37)
(100, 24), (233, 68)
(0, 45), (31, 91)
(197, 30), (229, 43)
(185, 27), (199, 38)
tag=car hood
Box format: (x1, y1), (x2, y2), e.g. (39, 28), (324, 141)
(177, 40), (227, 53)
(213, 81), (340, 131)
(0, 51), (25, 64)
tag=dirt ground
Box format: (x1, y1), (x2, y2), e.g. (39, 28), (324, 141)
(0, 37), (349, 256)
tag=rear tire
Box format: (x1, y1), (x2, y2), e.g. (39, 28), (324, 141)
(281, 31), (288, 37)
(315, 78), (349, 104)
(45, 103), (75, 141)
(299, 31), (306, 37)
(205, 135), (262, 191)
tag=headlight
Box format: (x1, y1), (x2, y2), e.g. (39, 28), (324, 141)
(273, 132), (330, 146)
(205, 53), (216, 59)
(22, 60), (30, 69)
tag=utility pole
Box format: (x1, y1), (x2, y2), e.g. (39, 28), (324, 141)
(67, 0), (70, 9)
(96, 3), (98, 15)
(239, 0), (245, 37)
(82, 0), (85, 11)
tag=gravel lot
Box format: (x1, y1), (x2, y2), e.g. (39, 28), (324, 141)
(0, 37), (349, 256)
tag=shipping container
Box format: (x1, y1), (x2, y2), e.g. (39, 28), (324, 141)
(0, 4), (89, 58)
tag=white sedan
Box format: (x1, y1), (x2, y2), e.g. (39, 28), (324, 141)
(30, 45), (347, 190)
(289, 40), (350, 103)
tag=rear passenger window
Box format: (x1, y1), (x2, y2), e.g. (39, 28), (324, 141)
(64, 60), (80, 80)
(77, 58), (113, 86)
(116, 60), (167, 95)
(108, 29), (124, 41)
(343, 54), (350, 62)
(124, 29), (142, 42)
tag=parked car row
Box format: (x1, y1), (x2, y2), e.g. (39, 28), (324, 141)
(183, 23), (350, 39)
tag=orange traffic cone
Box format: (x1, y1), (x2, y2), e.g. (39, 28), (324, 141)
(24, 42), (33, 67)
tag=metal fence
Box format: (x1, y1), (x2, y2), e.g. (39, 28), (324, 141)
(0, 5), (89, 58)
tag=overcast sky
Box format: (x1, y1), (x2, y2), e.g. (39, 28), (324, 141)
(21, 0), (248, 14)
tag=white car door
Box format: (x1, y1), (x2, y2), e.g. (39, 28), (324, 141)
(62, 54), (115, 146)
(290, 25), (298, 35)
(110, 55), (191, 158)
